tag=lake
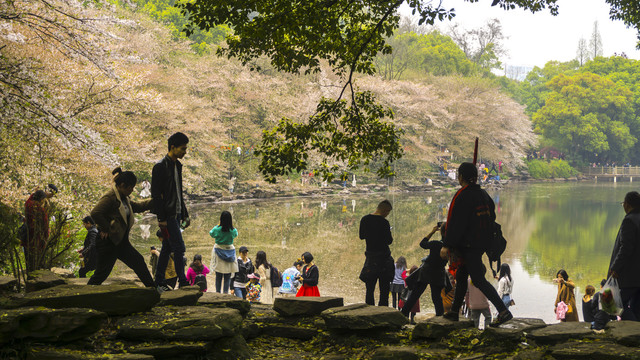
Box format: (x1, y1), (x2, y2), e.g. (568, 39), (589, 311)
(128, 181), (636, 323)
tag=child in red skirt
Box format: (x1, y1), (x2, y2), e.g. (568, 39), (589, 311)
(400, 265), (420, 324)
(296, 252), (320, 297)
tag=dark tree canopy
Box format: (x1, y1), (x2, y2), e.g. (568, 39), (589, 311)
(178, 0), (640, 182)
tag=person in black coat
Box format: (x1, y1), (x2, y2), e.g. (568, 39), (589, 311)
(359, 200), (394, 306)
(231, 246), (254, 299)
(401, 223), (448, 318)
(609, 191), (640, 321)
(78, 216), (99, 278)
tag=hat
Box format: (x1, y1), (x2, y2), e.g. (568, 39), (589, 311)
(247, 273), (260, 280)
(239, 246), (249, 253)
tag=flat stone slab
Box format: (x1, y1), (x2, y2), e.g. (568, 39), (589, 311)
(157, 286), (202, 306)
(273, 296), (343, 317)
(0, 307), (106, 344)
(526, 322), (594, 344)
(25, 270), (67, 292)
(197, 292), (251, 316)
(29, 348), (154, 360)
(261, 324), (319, 340)
(0, 284), (160, 316)
(550, 341), (640, 359)
(607, 320), (640, 346)
(127, 341), (210, 358)
(371, 346), (419, 360)
(0, 276), (18, 293)
(483, 317), (547, 341)
(117, 306), (242, 341)
(321, 304), (408, 330)
(412, 316), (474, 340)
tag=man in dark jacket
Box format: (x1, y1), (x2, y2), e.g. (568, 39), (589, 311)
(441, 162), (512, 326)
(609, 191), (640, 321)
(152, 132), (190, 292)
(359, 200), (394, 306)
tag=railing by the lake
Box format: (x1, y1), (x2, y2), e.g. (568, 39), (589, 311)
(578, 166), (640, 178)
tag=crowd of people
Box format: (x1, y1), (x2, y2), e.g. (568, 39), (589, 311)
(22, 133), (640, 325)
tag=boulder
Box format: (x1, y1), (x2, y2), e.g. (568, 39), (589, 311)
(207, 334), (253, 360)
(117, 306), (242, 341)
(549, 341), (640, 359)
(0, 307), (106, 344)
(197, 291), (251, 316)
(321, 304), (408, 330)
(273, 296), (343, 317)
(371, 346), (419, 360)
(28, 348), (154, 360)
(157, 286), (202, 306)
(25, 270), (67, 292)
(0, 275), (18, 293)
(482, 317), (547, 342)
(607, 320), (640, 346)
(412, 316), (474, 340)
(0, 284), (159, 316)
(127, 341), (210, 359)
(261, 325), (318, 340)
(526, 322), (594, 344)
(50, 267), (75, 278)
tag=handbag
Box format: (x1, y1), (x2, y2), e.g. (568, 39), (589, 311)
(509, 299), (515, 306)
(400, 287), (412, 302)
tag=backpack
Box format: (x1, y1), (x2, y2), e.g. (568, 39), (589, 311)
(280, 272), (294, 292)
(270, 265), (283, 287)
(194, 274), (207, 291)
(486, 222), (507, 277)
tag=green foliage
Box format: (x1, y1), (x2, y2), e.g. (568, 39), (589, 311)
(526, 159), (577, 178)
(255, 91), (404, 183)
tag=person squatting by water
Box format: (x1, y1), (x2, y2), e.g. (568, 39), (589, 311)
(401, 222), (448, 318)
(608, 191), (640, 321)
(440, 162), (513, 326)
(359, 200), (395, 306)
(88, 168), (154, 287)
(209, 210), (239, 294)
(152, 132), (190, 292)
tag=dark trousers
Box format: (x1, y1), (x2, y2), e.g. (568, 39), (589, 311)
(155, 216), (187, 287)
(620, 287), (640, 321)
(87, 236), (154, 287)
(365, 276), (390, 306)
(78, 256), (96, 278)
(215, 272), (232, 293)
(402, 281), (444, 317)
(451, 251), (507, 314)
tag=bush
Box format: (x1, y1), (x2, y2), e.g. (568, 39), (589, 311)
(526, 159), (577, 179)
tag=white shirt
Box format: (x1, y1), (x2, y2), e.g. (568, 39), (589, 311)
(497, 276), (513, 298)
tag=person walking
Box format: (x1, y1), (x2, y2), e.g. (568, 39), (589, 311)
(209, 210), (239, 294)
(87, 168), (154, 287)
(255, 251), (274, 304)
(232, 246), (254, 299)
(359, 200), (394, 306)
(78, 216), (99, 278)
(440, 162), (512, 326)
(152, 132), (190, 292)
(391, 257), (407, 309)
(401, 223), (448, 318)
(554, 269), (578, 322)
(608, 191), (640, 321)
(497, 263), (514, 311)
(296, 252), (320, 297)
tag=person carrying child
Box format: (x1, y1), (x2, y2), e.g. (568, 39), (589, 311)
(187, 254), (210, 291)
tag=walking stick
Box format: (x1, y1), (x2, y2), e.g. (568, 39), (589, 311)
(473, 137), (479, 165)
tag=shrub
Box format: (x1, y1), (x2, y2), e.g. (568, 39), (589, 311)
(527, 159), (577, 179)
(527, 159), (551, 179)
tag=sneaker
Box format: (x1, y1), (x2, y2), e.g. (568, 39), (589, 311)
(157, 284), (172, 293)
(490, 310), (513, 327)
(443, 311), (459, 321)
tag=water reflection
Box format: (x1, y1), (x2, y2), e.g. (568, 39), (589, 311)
(123, 182), (636, 323)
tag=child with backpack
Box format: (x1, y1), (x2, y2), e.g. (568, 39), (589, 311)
(279, 259), (304, 296)
(187, 254), (210, 292)
(296, 252), (320, 297)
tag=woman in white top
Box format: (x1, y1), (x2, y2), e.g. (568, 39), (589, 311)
(497, 263), (513, 310)
(255, 250), (274, 304)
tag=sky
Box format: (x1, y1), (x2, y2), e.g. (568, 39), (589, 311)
(400, 0), (640, 69)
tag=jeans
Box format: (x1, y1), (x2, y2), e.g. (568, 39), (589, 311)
(365, 277), (390, 306)
(451, 251), (507, 314)
(234, 287), (247, 299)
(155, 216), (187, 287)
(502, 294), (512, 310)
(216, 272), (231, 293)
(620, 287), (640, 321)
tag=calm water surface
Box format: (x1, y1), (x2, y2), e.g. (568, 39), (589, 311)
(125, 181), (636, 323)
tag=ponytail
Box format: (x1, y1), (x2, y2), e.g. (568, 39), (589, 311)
(112, 167), (137, 187)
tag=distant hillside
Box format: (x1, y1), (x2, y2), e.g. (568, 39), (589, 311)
(1, 0), (537, 211)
